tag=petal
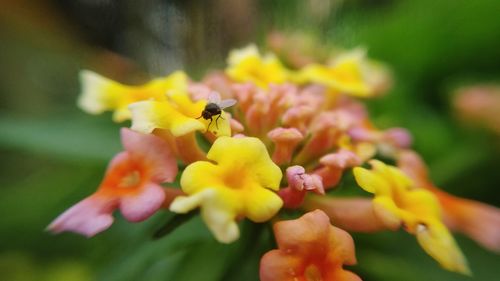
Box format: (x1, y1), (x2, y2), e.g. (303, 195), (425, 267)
(260, 250), (304, 281)
(162, 71), (188, 93)
(119, 183), (166, 222)
(129, 100), (205, 136)
(353, 166), (390, 194)
(326, 269), (363, 281)
(403, 189), (442, 220)
(243, 186), (283, 222)
(396, 150), (430, 187)
(299, 60), (370, 97)
(444, 196), (500, 252)
(112, 105), (133, 122)
(180, 161), (221, 194)
(416, 221), (471, 275)
(200, 201), (240, 244)
(169, 189), (212, 214)
(77, 70), (122, 114)
(372, 196), (403, 230)
(228, 44), (260, 66)
(370, 160), (412, 191)
(167, 90), (205, 117)
(207, 136), (282, 190)
(328, 226), (357, 265)
(200, 110), (232, 137)
(171, 188), (240, 243)
(47, 194), (117, 237)
(120, 128), (178, 183)
(274, 210), (331, 256)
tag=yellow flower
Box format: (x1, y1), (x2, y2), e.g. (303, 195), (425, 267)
(78, 70), (188, 122)
(353, 160), (470, 275)
(129, 90), (231, 137)
(170, 136), (283, 243)
(298, 49), (372, 97)
(225, 45), (289, 89)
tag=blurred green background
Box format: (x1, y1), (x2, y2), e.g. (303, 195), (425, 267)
(1, 0), (499, 280)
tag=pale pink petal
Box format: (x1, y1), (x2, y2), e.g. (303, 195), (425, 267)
(286, 165), (324, 194)
(320, 149), (361, 169)
(348, 127), (378, 142)
(286, 165), (307, 191)
(47, 194), (118, 237)
(120, 128), (177, 183)
(119, 183), (166, 222)
(382, 128), (412, 148)
(280, 166), (325, 209)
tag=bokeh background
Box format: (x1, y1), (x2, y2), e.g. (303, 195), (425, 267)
(1, 0), (499, 280)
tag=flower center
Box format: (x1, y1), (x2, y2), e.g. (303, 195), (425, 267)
(304, 264), (322, 281)
(118, 170), (141, 188)
(222, 166), (251, 189)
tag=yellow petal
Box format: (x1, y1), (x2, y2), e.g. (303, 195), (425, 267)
(370, 160), (413, 191)
(170, 188), (240, 243)
(79, 70), (189, 122)
(180, 161), (222, 194)
(200, 198), (240, 244)
(167, 90), (205, 118)
(112, 105), (132, 123)
(161, 71), (188, 93)
(169, 191), (210, 214)
(78, 70), (123, 114)
(226, 45), (289, 88)
(207, 136), (282, 190)
(175, 136), (283, 243)
(372, 196), (402, 230)
(416, 221), (471, 275)
(129, 100), (205, 136)
(403, 189), (442, 220)
(243, 186), (283, 222)
(353, 166), (390, 194)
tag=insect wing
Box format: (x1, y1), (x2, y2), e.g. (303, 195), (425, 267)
(207, 92), (221, 104)
(218, 99), (237, 109)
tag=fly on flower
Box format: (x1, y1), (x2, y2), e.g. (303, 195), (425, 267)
(196, 92), (236, 131)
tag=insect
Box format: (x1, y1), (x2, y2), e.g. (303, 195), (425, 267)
(196, 92), (237, 132)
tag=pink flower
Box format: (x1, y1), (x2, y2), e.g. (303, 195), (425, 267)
(260, 210), (361, 281)
(47, 128), (178, 237)
(314, 149), (362, 188)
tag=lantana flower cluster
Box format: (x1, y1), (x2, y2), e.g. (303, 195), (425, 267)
(49, 43), (500, 280)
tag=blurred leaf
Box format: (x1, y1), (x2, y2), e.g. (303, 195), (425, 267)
(0, 113), (121, 163)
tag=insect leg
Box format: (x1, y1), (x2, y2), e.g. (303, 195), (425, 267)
(206, 117), (213, 132)
(215, 114), (222, 129)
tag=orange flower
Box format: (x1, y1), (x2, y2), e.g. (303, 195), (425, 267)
(47, 128), (178, 237)
(260, 210), (361, 281)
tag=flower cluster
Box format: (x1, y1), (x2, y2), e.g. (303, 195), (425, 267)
(49, 43), (500, 279)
